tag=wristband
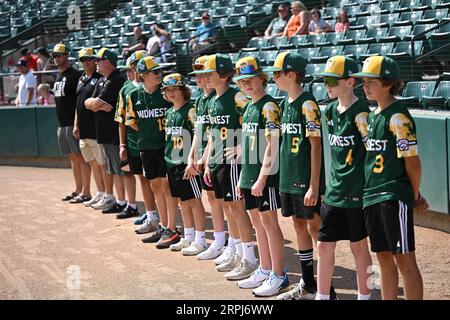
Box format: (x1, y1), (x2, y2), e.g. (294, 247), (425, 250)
(120, 144), (127, 148)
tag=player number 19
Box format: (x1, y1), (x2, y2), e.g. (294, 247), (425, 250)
(157, 118), (166, 131)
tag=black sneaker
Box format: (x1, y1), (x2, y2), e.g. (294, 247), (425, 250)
(102, 202), (127, 214)
(116, 205), (139, 219)
(141, 226), (164, 243)
(156, 228), (180, 249)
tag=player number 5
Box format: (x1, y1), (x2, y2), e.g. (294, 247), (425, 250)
(291, 137), (299, 153)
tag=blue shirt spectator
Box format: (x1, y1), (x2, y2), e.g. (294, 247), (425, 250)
(194, 13), (218, 42)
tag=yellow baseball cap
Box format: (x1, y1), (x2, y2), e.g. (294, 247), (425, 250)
(136, 56), (164, 73)
(353, 56), (400, 80)
(52, 43), (70, 56)
(78, 47), (96, 60)
(162, 73), (186, 88)
(315, 56), (359, 78)
(189, 55), (209, 75)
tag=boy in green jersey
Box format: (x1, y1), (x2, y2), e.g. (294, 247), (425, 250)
(233, 56), (288, 297)
(353, 56), (429, 300)
(265, 52), (328, 300)
(198, 54), (257, 280)
(184, 56), (228, 260)
(114, 50), (158, 225)
(160, 73), (208, 253)
(125, 56), (178, 247)
(314, 56), (372, 300)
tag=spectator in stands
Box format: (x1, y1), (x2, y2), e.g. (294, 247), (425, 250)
(189, 12), (218, 61)
(264, 4), (291, 38)
(15, 59), (37, 106)
(283, 1), (310, 38)
(122, 26), (148, 59)
(146, 24), (171, 63)
(37, 83), (55, 106)
(335, 8), (350, 33)
(35, 47), (56, 85)
(308, 8), (333, 34)
(20, 48), (39, 71)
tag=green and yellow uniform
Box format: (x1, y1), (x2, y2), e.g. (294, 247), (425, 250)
(164, 102), (196, 168)
(324, 99), (370, 208)
(194, 92), (215, 156)
(279, 92), (326, 195)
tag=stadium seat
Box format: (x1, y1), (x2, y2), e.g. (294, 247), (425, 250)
(381, 26), (412, 42)
(388, 41), (424, 58)
(343, 44), (369, 59)
(399, 0), (426, 11)
(360, 43), (395, 60)
(380, 1), (401, 14)
(337, 29), (367, 46)
(421, 81), (450, 109)
(258, 50), (278, 66)
(395, 11), (424, 26)
(310, 83), (328, 103)
(410, 23), (438, 40)
(417, 8), (449, 24)
(396, 81), (436, 108)
(242, 37), (267, 52)
(305, 63), (325, 81)
(310, 46), (344, 63)
(289, 35), (310, 48)
(361, 26), (390, 43)
(298, 47), (321, 63)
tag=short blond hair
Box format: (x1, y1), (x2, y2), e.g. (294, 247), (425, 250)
(37, 83), (51, 93)
(292, 1), (307, 11)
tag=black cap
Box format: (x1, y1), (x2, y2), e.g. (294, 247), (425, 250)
(16, 59), (29, 67)
(20, 48), (30, 56)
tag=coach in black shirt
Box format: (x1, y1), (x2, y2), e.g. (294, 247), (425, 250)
(85, 48), (127, 213)
(72, 47), (105, 205)
(52, 43), (91, 203)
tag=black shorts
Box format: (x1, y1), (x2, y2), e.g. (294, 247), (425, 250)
(318, 203), (368, 242)
(128, 155), (143, 175)
(211, 162), (240, 202)
(242, 187), (281, 212)
(200, 172), (214, 191)
(364, 200), (415, 254)
(167, 164), (203, 201)
(280, 192), (321, 219)
(140, 149), (167, 180)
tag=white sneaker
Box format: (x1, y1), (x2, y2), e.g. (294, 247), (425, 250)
(135, 218), (159, 234)
(276, 278), (316, 300)
(197, 242), (225, 260)
(214, 245), (235, 265)
(216, 253), (241, 272)
(253, 272), (289, 297)
(182, 242), (208, 256)
(169, 238), (191, 251)
(237, 267), (270, 289)
(83, 193), (103, 207)
(225, 259), (258, 280)
(92, 197), (115, 210)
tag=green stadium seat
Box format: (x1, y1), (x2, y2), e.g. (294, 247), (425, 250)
(360, 43), (395, 60)
(306, 33), (327, 46)
(310, 83), (328, 103)
(298, 47), (321, 63)
(267, 83), (279, 98)
(380, 1), (401, 13)
(396, 81), (436, 108)
(258, 50), (278, 66)
(399, 0), (425, 11)
(322, 7), (340, 20)
(310, 46), (344, 63)
(305, 63), (325, 81)
(420, 0), (449, 9)
(289, 35), (310, 48)
(410, 23), (438, 40)
(421, 81), (450, 110)
(395, 11), (424, 26)
(343, 44), (369, 59)
(361, 26), (389, 43)
(417, 8), (449, 24)
(337, 29), (367, 46)
(228, 52), (239, 63)
(344, 4), (362, 18)
(242, 37), (267, 52)
(381, 26), (412, 42)
(388, 41), (424, 58)
(317, 32), (345, 46)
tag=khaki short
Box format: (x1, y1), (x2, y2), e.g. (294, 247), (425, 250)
(79, 139), (106, 166)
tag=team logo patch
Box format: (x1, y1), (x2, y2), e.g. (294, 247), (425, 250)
(306, 121), (318, 132)
(90, 78), (98, 86)
(267, 122), (277, 130)
(397, 139), (417, 151)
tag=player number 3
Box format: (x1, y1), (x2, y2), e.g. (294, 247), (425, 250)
(373, 154), (384, 173)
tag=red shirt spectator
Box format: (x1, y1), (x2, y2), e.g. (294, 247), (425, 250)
(20, 48), (39, 71)
(335, 9), (350, 33)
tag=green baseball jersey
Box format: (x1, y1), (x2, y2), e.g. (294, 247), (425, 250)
(279, 92), (325, 195)
(195, 91), (215, 156)
(208, 87), (249, 173)
(324, 99), (370, 208)
(115, 80), (142, 157)
(363, 101), (418, 208)
(164, 102), (196, 168)
(125, 85), (172, 151)
(240, 94), (281, 189)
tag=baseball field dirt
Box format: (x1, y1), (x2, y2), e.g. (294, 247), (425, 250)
(0, 166), (449, 300)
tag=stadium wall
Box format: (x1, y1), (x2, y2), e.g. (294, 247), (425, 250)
(1, 106), (450, 226)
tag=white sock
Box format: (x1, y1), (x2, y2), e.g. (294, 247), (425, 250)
(228, 237), (236, 250)
(260, 268), (271, 275)
(213, 231), (226, 247)
(315, 293), (330, 300)
(105, 193), (115, 200)
(357, 293), (371, 300)
(146, 211), (158, 221)
(184, 227), (195, 242)
(96, 192), (104, 198)
(128, 203), (137, 209)
(195, 231), (206, 245)
(234, 239), (243, 258)
(242, 241), (256, 265)
(117, 200), (126, 206)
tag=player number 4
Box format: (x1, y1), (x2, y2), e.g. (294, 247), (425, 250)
(345, 149), (353, 166)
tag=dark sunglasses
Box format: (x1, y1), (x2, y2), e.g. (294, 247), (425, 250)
(273, 70), (285, 78)
(192, 64), (204, 71)
(150, 69), (162, 74)
(80, 57), (95, 62)
(52, 53), (64, 58)
(202, 16), (210, 20)
(324, 76), (349, 87)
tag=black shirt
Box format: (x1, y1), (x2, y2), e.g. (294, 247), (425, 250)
(76, 72), (102, 140)
(53, 67), (82, 127)
(91, 69), (126, 145)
